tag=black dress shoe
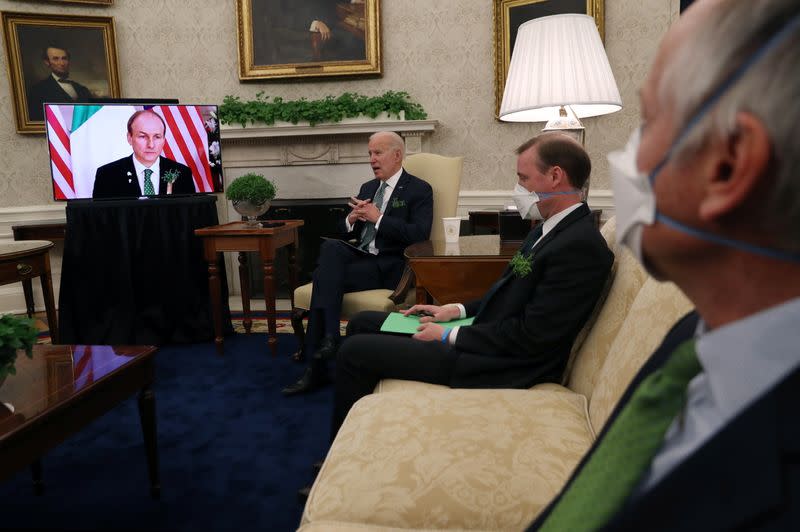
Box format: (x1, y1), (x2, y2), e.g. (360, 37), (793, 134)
(297, 485), (311, 503)
(282, 366), (330, 396)
(313, 336), (340, 361)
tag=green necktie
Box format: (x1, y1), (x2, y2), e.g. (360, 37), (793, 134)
(143, 168), (155, 196)
(539, 339), (701, 532)
(358, 181), (388, 250)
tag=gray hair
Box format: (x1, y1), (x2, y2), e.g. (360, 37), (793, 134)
(659, 0), (800, 250)
(369, 131), (405, 158)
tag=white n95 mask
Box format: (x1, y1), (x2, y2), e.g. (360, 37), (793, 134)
(607, 128), (654, 264)
(511, 183), (543, 220)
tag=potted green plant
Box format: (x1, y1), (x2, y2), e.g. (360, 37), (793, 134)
(0, 314), (38, 386)
(226, 173), (277, 226)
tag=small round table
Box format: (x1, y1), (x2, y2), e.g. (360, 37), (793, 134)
(0, 240), (58, 343)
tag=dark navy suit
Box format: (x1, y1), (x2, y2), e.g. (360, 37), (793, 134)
(529, 311), (800, 531)
(27, 75), (92, 121)
(92, 155), (196, 199)
(334, 204), (613, 435)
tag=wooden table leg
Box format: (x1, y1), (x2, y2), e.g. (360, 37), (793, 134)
(238, 252), (252, 334)
(138, 385), (160, 500)
(207, 252), (224, 355)
(287, 241), (298, 310)
(22, 279), (34, 317)
(40, 253), (58, 344)
(262, 258), (278, 356)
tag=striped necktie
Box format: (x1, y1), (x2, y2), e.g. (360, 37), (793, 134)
(358, 181), (388, 250)
(538, 339), (701, 531)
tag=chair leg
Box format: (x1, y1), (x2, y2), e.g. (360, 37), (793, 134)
(291, 308), (309, 362)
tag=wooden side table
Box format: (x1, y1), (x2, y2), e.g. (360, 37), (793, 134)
(0, 241), (58, 343)
(405, 235), (520, 305)
(11, 222), (66, 323)
(194, 220), (304, 355)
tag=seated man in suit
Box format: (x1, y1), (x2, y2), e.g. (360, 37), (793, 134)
(529, 0), (800, 530)
(282, 131), (433, 395)
(27, 45), (92, 122)
(92, 110), (196, 199)
(332, 132), (614, 437)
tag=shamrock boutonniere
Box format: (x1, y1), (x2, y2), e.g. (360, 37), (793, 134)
(510, 251), (533, 278)
(391, 198), (406, 209)
(162, 169), (180, 184)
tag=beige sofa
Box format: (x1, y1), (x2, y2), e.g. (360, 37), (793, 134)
(299, 218), (693, 531)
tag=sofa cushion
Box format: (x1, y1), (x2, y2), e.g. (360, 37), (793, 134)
(294, 282), (397, 315)
(298, 522), (492, 532)
(303, 389), (594, 530)
(564, 246), (648, 399)
(587, 278), (693, 432)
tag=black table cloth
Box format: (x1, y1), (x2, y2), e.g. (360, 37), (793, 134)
(59, 196), (232, 345)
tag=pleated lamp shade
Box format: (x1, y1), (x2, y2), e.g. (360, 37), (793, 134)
(499, 14), (622, 123)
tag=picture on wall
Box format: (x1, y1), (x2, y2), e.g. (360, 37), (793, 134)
(493, 0), (605, 118)
(1, 11), (121, 134)
(236, 0), (382, 80)
(30, 0), (114, 5)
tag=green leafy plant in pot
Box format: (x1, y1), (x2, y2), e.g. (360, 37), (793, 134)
(0, 314), (38, 387)
(226, 173), (277, 226)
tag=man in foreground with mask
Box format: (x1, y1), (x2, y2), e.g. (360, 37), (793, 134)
(330, 131), (613, 439)
(528, 0), (800, 529)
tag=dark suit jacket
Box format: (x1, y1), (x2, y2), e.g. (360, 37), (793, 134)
(342, 170), (433, 289)
(92, 155), (196, 199)
(451, 203), (613, 388)
(529, 311), (800, 531)
(27, 75), (92, 121)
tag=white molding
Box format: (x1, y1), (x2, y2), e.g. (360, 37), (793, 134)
(220, 118), (438, 141)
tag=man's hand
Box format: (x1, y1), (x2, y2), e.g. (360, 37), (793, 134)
(347, 196), (371, 224)
(403, 304), (461, 323)
(314, 20), (332, 41)
(412, 321), (445, 342)
(348, 196), (381, 224)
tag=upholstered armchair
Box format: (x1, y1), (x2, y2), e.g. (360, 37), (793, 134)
(290, 153), (464, 359)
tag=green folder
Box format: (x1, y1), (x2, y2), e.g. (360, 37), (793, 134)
(379, 312), (474, 335)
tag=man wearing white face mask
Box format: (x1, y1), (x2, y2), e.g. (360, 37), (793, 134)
(529, 0), (800, 530)
(330, 132), (613, 440)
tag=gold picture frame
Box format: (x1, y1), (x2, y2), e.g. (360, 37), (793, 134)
(29, 0), (114, 5)
(493, 0), (605, 118)
(236, 0), (382, 81)
(1, 11), (121, 134)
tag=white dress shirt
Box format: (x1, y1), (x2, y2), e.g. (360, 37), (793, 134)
(131, 156), (161, 196)
(345, 168), (402, 255)
(445, 202), (585, 343)
(637, 296), (800, 493)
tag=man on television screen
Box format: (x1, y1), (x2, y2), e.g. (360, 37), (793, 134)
(92, 110), (196, 199)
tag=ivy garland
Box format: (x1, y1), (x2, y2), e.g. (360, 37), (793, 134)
(218, 90), (428, 127)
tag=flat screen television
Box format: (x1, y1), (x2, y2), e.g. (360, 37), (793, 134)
(44, 102), (223, 200)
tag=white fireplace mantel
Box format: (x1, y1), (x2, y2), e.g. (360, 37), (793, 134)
(219, 118), (438, 200)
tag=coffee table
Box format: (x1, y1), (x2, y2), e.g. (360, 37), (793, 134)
(405, 235), (520, 304)
(0, 344), (159, 498)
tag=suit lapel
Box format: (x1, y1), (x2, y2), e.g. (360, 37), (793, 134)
(126, 156), (142, 196)
(384, 170), (409, 214)
(529, 203), (591, 255)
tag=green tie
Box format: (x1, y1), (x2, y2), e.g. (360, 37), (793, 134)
(358, 181), (388, 250)
(143, 168), (155, 196)
(539, 339), (701, 532)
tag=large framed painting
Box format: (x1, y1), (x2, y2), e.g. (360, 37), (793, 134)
(28, 0), (114, 5)
(493, 0), (605, 117)
(1, 11), (121, 134)
(236, 0), (382, 80)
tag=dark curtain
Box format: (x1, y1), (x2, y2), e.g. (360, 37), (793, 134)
(59, 196), (232, 345)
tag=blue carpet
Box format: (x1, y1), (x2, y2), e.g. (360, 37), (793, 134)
(0, 333), (333, 531)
